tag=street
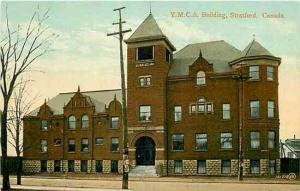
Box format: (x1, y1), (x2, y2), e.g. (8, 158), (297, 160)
(3, 176), (300, 191)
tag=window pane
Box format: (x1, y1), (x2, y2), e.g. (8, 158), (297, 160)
(267, 66), (274, 81)
(111, 117), (119, 128)
(172, 134), (184, 151)
(197, 160), (206, 174)
(68, 115), (76, 129)
(95, 137), (103, 145)
(174, 106), (182, 122)
(81, 115), (89, 129)
(96, 160), (103, 173)
(54, 160), (61, 172)
(174, 160), (183, 174)
(111, 138), (119, 151)
(41, 120), (47, 131)
(250, 101), (260, 118)
(268, 131), (276, 149)
(81, 139), (89, 152)
(81, 160), (87, 172)
(137, 46), (153, 60)
(268, 101), (275, 118)
(68, 139), (75, 152)
(221, 160), (231, 174)
(196, 134), (207, 151)
(250, 160), (260, 174)
(111, 160), (118, 173)
(40, 160), (47, 172)
(222, 104), (230, 119)
(250, 132), (260, 149)
(196, 71), (206, 85)
(249, 66), (259, 80)
(54, 138), (61, 146)
(41, 140), (47, 153)
(68, 160), (74, 172)
(220, 133), (232, 149)
(139, 106), (151, 121)
(269, 160), (276, 175)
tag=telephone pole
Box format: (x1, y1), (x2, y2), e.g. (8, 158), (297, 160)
(107, 7), (131, 189)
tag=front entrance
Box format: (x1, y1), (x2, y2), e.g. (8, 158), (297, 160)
(135, 137), (156, 165)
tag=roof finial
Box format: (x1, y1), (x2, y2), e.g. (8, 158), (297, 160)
(199, 48), (202, 58)
(77, 85), (80, 92)
(149, 0), (152, 14)
(44, 98), (47, 105)
(253, 34), (255, 41)
(114, 93), (117, 101)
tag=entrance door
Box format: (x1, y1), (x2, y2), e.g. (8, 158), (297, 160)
(135, 137), (155, 165)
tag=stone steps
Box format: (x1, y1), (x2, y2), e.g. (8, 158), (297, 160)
(129, 165), (157, 177)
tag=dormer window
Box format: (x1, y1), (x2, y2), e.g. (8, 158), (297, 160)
(137, 46), (154, 61)
(196, 71), (206, 85)
(40, 120), (48, 131)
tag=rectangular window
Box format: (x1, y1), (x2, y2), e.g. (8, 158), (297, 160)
(268, 101), (275, 118)
(68, 160), (74, 172)
(111, 117), (119, 128)
(268, 131), (276, 149)
(54, 138), (62, 146)
(195, 133), (207, 151)
(139, 105), (151, 121)
(40, 140), (47, 153)
(249, 66), (259, 80)
(197, 160), (206, 174)
(174, 106), (182, 122)
(174, 160), (183, 174)
(172, 134), (184, 151)
(96, 160), (103, 173)
(220, 133), (232, 149)
(41, 120), (47, 131)
(269, 160), (276, 175)
(250, 101), (260, 118)
(54, 160), (61, 172)
(95, 137), (104, 145)
(206, 102), (213, 113)
(250, 160), (260, 174)
(40, 160), (47, 172)
(267, 66), (274, 81)
(111, 138), (119, 152)
(137, 46), (154, 61)
(221, 160), (231, 174)
(81, 138), (89, 152)
(222, 104), (230, 119)
(166, 49), (171, 63)
(198, 103), (205, 113)
(250, 131), (260, 149)
(68, 139), (75, 152)
(190, 104), (197, 113)
(111, 160), (118, 173)
(81, 160), (87, 172)
(139, 76), (152, 87)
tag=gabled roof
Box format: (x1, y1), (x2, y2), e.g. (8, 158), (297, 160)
(125, 14), (176, 51)
(28, 89), (122, 116)
(168, 40), (241, 76)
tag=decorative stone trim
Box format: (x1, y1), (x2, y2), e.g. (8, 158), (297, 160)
(74, 160), (81, 172)
(47, 160), (54, 173)
(183, 160), (197, 175)
(207, 160), (221, 175)
(103, 160), (111, 174)
(23, 160), (40, 173)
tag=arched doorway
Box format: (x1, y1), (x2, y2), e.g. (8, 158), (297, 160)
(135, 136), (156, 165)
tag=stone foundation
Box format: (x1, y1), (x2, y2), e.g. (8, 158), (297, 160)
(22, 158), (280, 176)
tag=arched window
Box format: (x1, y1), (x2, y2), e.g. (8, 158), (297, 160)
(197, 71), (206, 85)
(198, 97), (206, 103)
(81, 115), (89, 129)
(68, 115), (76, 129)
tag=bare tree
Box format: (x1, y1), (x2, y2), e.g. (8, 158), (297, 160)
(0, 5), (57, 190)
(7, 79), (37, 185)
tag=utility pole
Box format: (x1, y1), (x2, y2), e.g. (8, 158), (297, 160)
(107, 7), (131, 189)
(233, 70), (249, 181)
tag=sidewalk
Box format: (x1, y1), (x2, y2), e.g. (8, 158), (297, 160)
(11, 185), (128, 191)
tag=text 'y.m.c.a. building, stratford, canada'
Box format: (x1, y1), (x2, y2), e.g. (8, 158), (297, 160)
(23, 13), (281, 176)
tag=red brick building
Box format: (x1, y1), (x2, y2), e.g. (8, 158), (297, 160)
(23, 14), (281, 176)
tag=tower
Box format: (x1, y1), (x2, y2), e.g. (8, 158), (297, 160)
(125, 14), (175, 168)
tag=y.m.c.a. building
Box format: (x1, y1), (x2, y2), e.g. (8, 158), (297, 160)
(23, 14), (281, 176)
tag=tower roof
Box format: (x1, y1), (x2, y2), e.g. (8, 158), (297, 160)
(125, 14), (176, 51)
(240, 40), (273, 57)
